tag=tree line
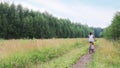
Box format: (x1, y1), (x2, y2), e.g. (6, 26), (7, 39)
(103, 12), (120, 40)
(91, 27), (103, 38)
(0, 2), (102, 39)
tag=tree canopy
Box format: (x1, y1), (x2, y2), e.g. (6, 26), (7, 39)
(0, 2), (102, 39)
(103, 12), (120, 40)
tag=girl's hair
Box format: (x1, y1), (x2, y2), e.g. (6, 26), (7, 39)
(90, 42), (94, 45)
(89, 32), (92, 35)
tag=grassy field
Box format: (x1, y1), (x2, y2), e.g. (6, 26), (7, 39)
(88, 39), (120, 68)
(0, 38), (88, 68)
(0, 38), (120, 68)
(34, 42), (88, 68)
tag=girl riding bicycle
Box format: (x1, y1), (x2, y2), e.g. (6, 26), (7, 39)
(88, 32), (96, 54)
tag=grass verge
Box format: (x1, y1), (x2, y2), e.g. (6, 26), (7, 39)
(88, 39), (120, 68)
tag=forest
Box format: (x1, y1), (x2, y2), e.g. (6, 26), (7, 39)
(103, 12), (120, 40)
(0, 2), (102, 39)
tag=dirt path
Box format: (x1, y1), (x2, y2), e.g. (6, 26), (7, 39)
(71, 53), (92, 68)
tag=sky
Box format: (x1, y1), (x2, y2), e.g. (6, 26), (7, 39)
(1, 0), (120, 28)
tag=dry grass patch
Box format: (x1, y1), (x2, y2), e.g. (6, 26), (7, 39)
(0, 38), (83, 58)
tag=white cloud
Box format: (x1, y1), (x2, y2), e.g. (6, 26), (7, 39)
(29, 0), (117, 28)
(31, 0), (68, 12)
(0, 0), (46, 12)
(71, 5), (116, 28)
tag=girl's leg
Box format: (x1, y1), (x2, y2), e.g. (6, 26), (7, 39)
(92, 49), (94, 53)
(93, 49), (94, 53)
(89, 45), (91, 54)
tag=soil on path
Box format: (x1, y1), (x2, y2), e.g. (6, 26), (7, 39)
(71, 53), (92, 68)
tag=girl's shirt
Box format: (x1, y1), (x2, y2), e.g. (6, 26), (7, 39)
(89, 35), (94, 42)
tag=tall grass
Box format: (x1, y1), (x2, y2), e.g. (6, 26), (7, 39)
(89, 39), (120, 68)
(0, 39), (80, 58)
(0, 38), (87, 68)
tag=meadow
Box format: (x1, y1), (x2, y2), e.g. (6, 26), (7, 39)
(0, 38), (120, 68)
(0, 38), (88, 68)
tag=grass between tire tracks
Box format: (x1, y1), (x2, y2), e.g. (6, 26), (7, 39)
(34, 45), (88, 68)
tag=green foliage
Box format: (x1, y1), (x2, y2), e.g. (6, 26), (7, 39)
(103, 26), (113, 39)
(91, 27), (103, 38)
(0, 2), (93, 39)
(103, 12), (120, 40)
